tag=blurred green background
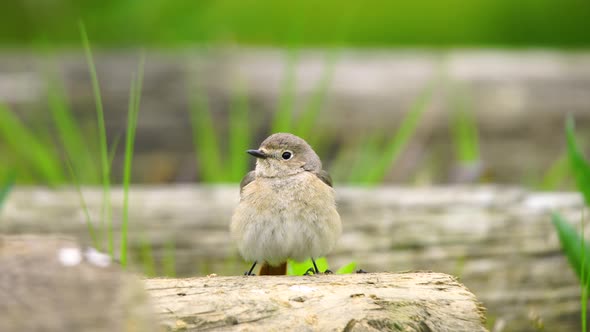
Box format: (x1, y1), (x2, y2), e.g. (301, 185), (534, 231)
(3, 0), (590, 47)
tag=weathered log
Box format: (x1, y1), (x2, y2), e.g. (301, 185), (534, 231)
(0, 234), (487, 331)
(0, 234), (156, 332)
(0, 185), (585, 331)
(145, 272), (487, 332)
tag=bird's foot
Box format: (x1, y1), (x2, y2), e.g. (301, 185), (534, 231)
(303, 268), (333, 275)
(356, 269), (367, 274)
(244, 261), (258, 276)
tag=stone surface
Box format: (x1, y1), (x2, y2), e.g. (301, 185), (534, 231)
(0, 234), (156, 332)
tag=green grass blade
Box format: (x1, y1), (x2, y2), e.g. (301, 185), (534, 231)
(188, 90), (225, 182)
(0, 103), (64, 184)
(0, 170), (16, 211)
(108, 133), (122, 170)
(451, 89), (480, 163)
(327, 143), (354, 183)
(121, 55), (144, 267)
(294, 50), (337, 143)
(566, 116), (590, 205)
(552, 212), (590, 290)
(363, 85), (433, 184)
(347, 133), (384, 184)
(46, 74), (99, 184)
(228, 81), (250, 182)
(335, 261), (357, 274)
(139, 234), (157, 277)
(163, 239), (177, 277)
(271, 48), (298, 133)
(64, 157), (98, 248)
(80, 21), (112, 256)
(540, 153), (570, 190)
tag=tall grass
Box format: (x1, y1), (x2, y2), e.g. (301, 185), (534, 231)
(450, 87), (480, 164)
(46, 70), (99, 184)
(189, 91), (226, 182)
(359, 84), (434, 185)
(271, 48), (298, 133)
(0, 103), (65, 185)
(163, 239), (177, 277)
(120, 55), (144, 267)
(70, 24), (145, 268)
(293, 50), (338, 149)
(190, 48), (430, 186)
(80, 22), (113, 255)
(139, 233), (157, 277)
(65, 158), (98, 248)
(551, 116), (590, 331)
(0, 171), (15, 212)
(190, 49), (337, 183)
(540, 153), (570, 190)
(228, 80), (251, 182)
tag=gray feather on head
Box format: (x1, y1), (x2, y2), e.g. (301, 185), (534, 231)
(260, 133), (322, 172)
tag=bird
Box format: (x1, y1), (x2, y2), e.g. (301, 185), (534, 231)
(230, 133), (342, 275)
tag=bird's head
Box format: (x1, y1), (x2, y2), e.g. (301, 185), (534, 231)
(247, 133), (322, 178)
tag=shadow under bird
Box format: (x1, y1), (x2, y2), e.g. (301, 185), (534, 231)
(230, 133), (342, 275)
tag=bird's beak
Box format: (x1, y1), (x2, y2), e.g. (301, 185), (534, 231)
(246, 149), (267, 159)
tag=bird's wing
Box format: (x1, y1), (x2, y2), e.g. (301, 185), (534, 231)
(313, 169), (333, 187)
(239, 171), (256, 195)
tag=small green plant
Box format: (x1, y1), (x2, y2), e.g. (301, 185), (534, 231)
(138, 233), (157, 277)
(120, 55), (144, 267)
(80, 22), (114, 256)
(0, 171), (16, 212)
(0, 104), (66, 184)
(75, 23), (148, 273)
(163, 239), (177, 277)
(540, 153), (570, 190)
(287, 257), (357, 275)
(450, 87), (480, 165)
(551, 116), (590, 331)
(331, 83), (434, 185)
(46, 68), (100, 184)
(271, 48), (298, 134)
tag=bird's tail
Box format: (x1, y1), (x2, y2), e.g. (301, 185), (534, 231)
(258, 261), (287, 275)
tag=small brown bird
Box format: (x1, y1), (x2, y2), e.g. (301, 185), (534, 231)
(230, 133), (342, 275)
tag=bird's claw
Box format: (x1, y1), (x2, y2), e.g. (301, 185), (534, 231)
(244, 271), (256, 276)
(356, 269), (367, 274)
(304, 268), (333, 275)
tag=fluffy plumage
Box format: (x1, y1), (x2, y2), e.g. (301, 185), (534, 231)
(230, 133), (342, 271)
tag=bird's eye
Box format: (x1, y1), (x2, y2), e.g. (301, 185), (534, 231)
(281, 151), (293, 160)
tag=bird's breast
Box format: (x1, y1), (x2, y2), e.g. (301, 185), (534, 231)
(242, 172), (335, 213)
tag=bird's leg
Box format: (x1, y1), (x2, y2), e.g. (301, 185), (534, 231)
(311, 258), (320, 274)
(303, 258), (320, 275)
(303, 258), (333, 275)
(244, 261), (257, 276)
